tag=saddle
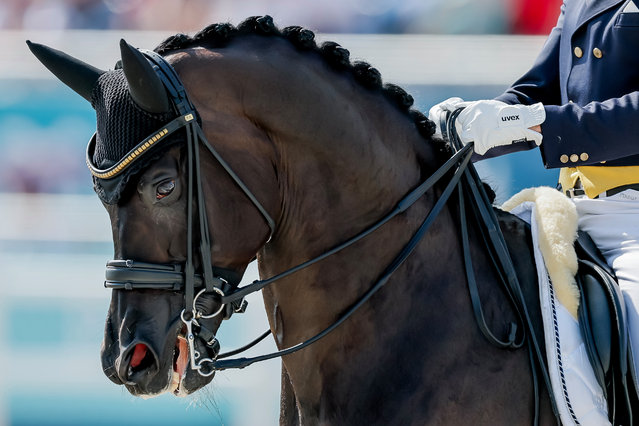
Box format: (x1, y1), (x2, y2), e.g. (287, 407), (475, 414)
(575, 230), (636, 425)
(496, 185), (639, 424)
(496, 204), (636, 425)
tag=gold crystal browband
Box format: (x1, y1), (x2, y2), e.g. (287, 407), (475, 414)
(86, 113), (194, 179)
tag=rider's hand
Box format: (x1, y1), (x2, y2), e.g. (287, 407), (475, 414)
(454, 100), (546, 155)
(428, 97), (467, 139)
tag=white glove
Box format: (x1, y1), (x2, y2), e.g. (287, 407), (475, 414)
(428, 97), (468, 139)
(454, 100), (546, 155)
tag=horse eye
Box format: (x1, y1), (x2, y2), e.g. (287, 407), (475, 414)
(156, 179), (175, 200)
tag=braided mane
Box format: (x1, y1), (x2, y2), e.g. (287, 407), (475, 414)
(155, 15), (451, 159)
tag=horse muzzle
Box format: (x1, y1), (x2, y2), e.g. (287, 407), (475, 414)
(100, 280), (223, 396)
(102, 314), (221, 396)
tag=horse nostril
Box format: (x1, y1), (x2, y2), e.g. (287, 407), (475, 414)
(124, 343), (158, 382)
(130, 343), (148, 369)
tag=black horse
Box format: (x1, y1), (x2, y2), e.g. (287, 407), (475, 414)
(29, 16), (556, 425)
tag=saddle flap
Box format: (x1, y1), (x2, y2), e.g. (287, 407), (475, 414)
(576, 256), (631, 423)
(578, 270), (612, 389)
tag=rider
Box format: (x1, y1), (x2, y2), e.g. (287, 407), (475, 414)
(428, 0), (639, 387)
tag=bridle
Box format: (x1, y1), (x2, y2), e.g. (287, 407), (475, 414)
(88, 48), (556, 423)
(88, 48), (474, 376)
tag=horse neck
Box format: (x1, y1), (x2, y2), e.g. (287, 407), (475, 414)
(218, 37), (470, 390)
(230, 38), (440, 255)
(177, 40), (474, 415)
(174, 38), (438, 239)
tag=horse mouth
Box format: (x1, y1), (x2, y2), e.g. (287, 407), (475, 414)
(170, 334), (190, 396)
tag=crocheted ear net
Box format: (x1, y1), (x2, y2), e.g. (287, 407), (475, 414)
(90, 69), (183, 204)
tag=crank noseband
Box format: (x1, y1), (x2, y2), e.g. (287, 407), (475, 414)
(104, 259), (241, 293)
(104, 260), (247, 316)
(105, 260), (216, 291)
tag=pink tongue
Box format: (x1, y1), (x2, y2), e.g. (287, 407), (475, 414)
(130, 344), (148, 368)
(175, 336), (189, 377)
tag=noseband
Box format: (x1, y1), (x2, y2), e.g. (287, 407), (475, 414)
(91, 48), (478, 376)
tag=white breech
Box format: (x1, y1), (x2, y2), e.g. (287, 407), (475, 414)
(572, 189), (639, 386)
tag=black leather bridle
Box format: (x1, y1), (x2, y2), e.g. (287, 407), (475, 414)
(88, 48), (476, 376)
(90, 49), (558, 425)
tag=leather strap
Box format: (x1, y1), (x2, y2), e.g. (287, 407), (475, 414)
(216, 143), (474, 306)
(446, 107), (560, 425)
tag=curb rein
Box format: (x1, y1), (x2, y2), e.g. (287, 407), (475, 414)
(442, 109), (559, 424)
(91, 48), (557, 422)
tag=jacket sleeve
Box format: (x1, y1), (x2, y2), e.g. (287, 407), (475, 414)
(541, 94), (639, 167)
(472, 4), (565, 161)
(469, 0), (639, 167)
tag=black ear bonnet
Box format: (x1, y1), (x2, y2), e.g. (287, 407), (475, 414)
(89, 69), (184, 204)
(27, 39), (197, 205)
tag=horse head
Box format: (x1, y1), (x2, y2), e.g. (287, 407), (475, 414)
(28, 36), (278, 396)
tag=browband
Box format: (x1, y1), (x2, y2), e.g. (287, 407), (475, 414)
(86, 113), (195, 179)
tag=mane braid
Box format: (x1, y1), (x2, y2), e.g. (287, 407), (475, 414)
(154, 15), (451, 160)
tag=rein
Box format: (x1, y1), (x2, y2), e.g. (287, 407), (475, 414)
(212, 143), (473, 370)
(442, 108), (559, 424)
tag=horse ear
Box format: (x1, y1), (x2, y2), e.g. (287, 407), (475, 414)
(119, 39), (171, 114)
(26, 40), (105, 103)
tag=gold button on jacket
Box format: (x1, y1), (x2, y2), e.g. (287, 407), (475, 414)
(570, 154), (579, 162)
(560, 154), (569, 163)
(574, 46), (583, 58)
(580, 152), (589, 161)
(593, 47), (603, 58)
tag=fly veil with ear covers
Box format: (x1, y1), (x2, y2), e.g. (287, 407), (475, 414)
(86, 64), (180, 204)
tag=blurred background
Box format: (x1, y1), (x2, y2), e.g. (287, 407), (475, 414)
(0, 1), (561, 425)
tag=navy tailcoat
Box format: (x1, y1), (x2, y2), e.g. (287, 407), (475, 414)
(492, 0), (639, 168)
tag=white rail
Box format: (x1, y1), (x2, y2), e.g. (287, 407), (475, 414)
(5, 30), (546, 85)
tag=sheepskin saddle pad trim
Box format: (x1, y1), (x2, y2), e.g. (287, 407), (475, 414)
(501, 186), (580, 318)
